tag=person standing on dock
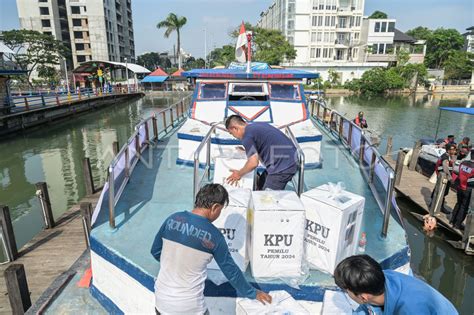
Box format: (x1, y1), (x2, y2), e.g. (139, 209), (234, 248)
(431, 143), (457, 214)
(334, 255), (458, 315)
(450, 149), (474, 230)
(225, 115), (297, 190)
(150, 184), (272, 315)
(457, 137), (471, 160)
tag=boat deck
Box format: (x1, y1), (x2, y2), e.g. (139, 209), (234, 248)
(89, 118), (409, 302)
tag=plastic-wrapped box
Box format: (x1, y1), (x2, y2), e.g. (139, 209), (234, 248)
(208, 188), (251, 271)
(300, 183), (365, 274)
(213, 157), (255, 189)
(236, 290), (310, 315)
(248, 191), (306, 278)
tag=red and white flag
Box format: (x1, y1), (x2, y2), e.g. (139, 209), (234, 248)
(235, 22), (247, 63)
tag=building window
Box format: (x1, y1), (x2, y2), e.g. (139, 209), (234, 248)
(353, 48), (358, 59)
(39, 7), (49, 15)
(378, 44), (384, 54)
(72, 19), (82, 27)
(356, 16), (361, 27)
(39, 0), (48, 2)
(374, 22), (380, 32)
(330, 32), (335, 43)
(318, 16), (323, 26)
(323, 48), (328, 58)
(43, 31), (52, 36)
(310, 48), (316, 58)
(74, 31), (83, 38)
(75, 43), (85, 50)
(323, 32), (329, 42)
(325, 16), (330, 26)
(388, 22), (395, 32)
(312, 16), (317, 27)
(354, 32), (359, 40)
(331, 16), (336, 26)
(317, 32), (322, 42)
(328, 48), (333, 59)
(386, 44), (394, 54)
(311, 32), (317, 42)
(316, 48), (321, 58)
(71, 6), (80, 14)
(41, 19), (51, 27)
(350, 16), (354, 27)
(381, 22), (387, 32)
(287, 20), (294, 30)
(339, 17), (346, 28)
(77, 55), (86, 63)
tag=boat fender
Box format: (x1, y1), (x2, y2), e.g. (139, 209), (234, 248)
(404, 149), (413, 166)
(423, 214), (437, 233)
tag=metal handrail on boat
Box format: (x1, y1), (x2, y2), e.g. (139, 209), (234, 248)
(107, 95), (191, 228)
(285, 127), (305, 196)
(309, 97), (399, 238)
(193, 123), (219, 198)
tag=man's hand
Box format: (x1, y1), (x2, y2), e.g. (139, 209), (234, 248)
(256, 290), (272, 305)
(226, 170), (241, 186)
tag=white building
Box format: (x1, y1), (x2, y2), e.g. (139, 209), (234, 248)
(16, 0), (136, 71)
(463, 26), (474, 54)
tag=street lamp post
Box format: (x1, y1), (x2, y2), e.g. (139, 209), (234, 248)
(63, 58), (70, 93)
(125, 57), (130, 93)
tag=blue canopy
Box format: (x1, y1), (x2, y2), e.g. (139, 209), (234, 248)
(141, 76), (168, 83)
(439, 107), (474, 115)
(182, 68), (319, 80)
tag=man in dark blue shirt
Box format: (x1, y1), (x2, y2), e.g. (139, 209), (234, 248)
(225, 115), (297, 190)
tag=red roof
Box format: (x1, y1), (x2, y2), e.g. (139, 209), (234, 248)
(171, 68), (185, 77)
(149, 67), (169, 76)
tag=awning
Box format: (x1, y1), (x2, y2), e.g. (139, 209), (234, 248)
(439, 107), (474, 115)
(0, 42), (14, 54)
(141, 76), (168, 83)
(73, 60), (150, 74)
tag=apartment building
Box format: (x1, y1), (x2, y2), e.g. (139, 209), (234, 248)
(463, 26), (474, 54)
(258, 0), (365, 65)
(16, 0), (135, 70)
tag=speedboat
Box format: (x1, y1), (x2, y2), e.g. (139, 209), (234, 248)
(86, 63), (411, 313)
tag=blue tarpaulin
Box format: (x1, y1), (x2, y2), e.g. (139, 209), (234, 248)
(439, 107), (474, 115)
(141, 76), (168, 83)
(182, 68), (319, 79)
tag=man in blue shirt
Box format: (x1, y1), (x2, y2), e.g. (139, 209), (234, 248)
(225, 115), (297, 190)
(333, 255), (458, 315)
(151, 184), (271, 314)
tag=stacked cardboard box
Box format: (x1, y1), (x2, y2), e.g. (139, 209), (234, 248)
(213, 157), (255, 189)
(300, 184), (365, 274)
(248, 191), (306, 278)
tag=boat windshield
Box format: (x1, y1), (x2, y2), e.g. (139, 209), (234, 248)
(199, 83), (227, 99)
(270, 83), (301, 100)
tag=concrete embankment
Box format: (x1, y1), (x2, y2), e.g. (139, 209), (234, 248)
(0, 93), (144, 137)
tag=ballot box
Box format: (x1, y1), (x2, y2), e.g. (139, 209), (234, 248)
(208, 188), (251, 271)
(248, 190), (306, 278)
(213, 157), (255, 190)
(300, 184), (365, 274)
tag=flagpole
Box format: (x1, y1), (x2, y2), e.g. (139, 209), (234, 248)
(246, 32), (252, 74)
(204, 28), (207, 69)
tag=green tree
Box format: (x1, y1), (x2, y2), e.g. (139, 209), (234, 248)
(443, 51), (474, 79)
(231, 23), (296, 65)
(425, 28), (464, 68)
(157, 13), (187, 68)
(137, 52), (161, 70)
(185, 57), (205, 69)
(359, 68), (388, 95)
(37, 65), (62, 85)
(208, 45), (235, 67)
(368, 11), (388, 19)
(0, 29), (69, 87)
(406, 26), (432, 41)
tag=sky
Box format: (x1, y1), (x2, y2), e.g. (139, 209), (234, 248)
(1, 0), (473, 59)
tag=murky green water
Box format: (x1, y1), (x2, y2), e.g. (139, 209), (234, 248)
(0, 93), (472, 313)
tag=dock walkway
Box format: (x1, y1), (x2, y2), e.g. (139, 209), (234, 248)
(0, 192), (100, 315)
(385, 157), (462, 237)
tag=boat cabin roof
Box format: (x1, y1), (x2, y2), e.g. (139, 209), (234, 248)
(182, 68), (319, 80)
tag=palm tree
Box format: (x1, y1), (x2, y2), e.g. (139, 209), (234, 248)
(157, 13), (187, 69)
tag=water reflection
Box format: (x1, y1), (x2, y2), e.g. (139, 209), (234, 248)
(0, 95), (178, 258)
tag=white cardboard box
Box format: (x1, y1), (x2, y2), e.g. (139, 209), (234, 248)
(249, 191), (306, 278)
(213, 157), (255, 190)
(236, 290), (310, 315)
(300, 184), (365, 274)
(208, 188), (251, 271)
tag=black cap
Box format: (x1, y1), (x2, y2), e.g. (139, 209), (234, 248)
(447, 135), (455, 138)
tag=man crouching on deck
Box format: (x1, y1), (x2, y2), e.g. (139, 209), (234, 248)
(151, 184), (271, 314)
(225, 114), (297, 190)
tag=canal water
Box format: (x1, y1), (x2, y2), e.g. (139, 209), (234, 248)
(0, 93), (472, 313)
